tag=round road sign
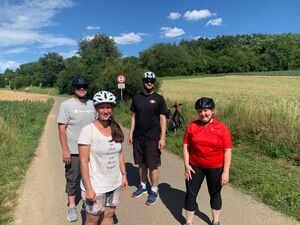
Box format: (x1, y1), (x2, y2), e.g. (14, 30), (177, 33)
(116, 74), (126, 84)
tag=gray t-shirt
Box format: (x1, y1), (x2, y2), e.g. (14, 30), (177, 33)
(57, 98), (95, 154)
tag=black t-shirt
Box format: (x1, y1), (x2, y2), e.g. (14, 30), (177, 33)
(130, 92), (167, 141)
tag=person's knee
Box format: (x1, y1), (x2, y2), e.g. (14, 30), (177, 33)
(103, 207), (115, 219)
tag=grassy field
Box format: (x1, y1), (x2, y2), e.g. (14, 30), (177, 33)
(0, 91), (53, 224)
(115, 74), (300, 221)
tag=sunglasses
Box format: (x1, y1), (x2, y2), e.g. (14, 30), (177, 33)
(75, 85), (88, 90)
(143, 79), (155, 84)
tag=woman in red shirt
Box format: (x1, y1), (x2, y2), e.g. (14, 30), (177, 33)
(183, 97), (232, 225)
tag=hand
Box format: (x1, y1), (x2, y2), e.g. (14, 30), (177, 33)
(220, 171), (229, 186)
(158, 138), (165, 149)
(63, 149), (71, 164)
(122, 175), (128, 190)
(128, 135), (133, 145)
(86, 188), (96, 202)
(184, 165), (195, 181)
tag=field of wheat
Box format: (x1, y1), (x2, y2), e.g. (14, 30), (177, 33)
(0, 89), (48, 102)
(160, 75), (300, 107)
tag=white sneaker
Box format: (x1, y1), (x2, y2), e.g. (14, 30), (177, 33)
(67, 207), (77, 222)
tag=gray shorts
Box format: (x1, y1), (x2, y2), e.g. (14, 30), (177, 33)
(133, 139), (161, 170)
(82, 186), (122, 215)
(65, 154), (80, 196)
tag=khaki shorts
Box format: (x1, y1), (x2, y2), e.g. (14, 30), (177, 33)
(82, 186), (121, 215)
(133, 139), (161, 170)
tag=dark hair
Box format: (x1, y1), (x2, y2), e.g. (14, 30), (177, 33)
(110, 118), (124, 143)
(195, 97), (215, 110)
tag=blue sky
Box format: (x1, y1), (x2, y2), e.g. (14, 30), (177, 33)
(0, 0), (299, 73)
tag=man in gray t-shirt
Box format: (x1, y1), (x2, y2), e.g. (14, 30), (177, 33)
(57, 75), (95, 222)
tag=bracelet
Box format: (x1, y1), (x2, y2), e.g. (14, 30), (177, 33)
(121, 172), (127, 176)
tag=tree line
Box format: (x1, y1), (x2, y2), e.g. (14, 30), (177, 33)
(0, 33), (299, 99)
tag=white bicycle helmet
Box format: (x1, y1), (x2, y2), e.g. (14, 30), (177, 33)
(93, 91), (116, 106)
(143, 71), (156, 80)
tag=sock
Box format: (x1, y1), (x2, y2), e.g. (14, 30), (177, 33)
(141, 182), (146, 189)
(151, 186), (158, 193)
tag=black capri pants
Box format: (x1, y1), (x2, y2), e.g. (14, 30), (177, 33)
(184, 163), (223, 211)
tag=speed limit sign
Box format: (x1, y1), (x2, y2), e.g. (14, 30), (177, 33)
(116, 74), (126, 84)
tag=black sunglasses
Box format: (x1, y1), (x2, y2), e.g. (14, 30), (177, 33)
(75, 85), (88, 90)
(143, 79), (155, 84)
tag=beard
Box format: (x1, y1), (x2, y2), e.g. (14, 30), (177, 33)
(144, 86), (154, 94)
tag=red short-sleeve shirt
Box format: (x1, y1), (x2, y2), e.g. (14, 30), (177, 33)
(183, 119), (232, 168)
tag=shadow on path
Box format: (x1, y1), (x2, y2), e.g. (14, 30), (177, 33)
(159, 183), (211, 225)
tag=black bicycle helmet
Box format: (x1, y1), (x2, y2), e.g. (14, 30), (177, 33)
(195, 97), (215, 110)
(72, 75), (88, 88)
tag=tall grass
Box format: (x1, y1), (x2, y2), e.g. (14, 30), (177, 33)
(0, 99), (53, 224)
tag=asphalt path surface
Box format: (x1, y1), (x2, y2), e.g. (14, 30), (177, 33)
(12, 96), (299, 225)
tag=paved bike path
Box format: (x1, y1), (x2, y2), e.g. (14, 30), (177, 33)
(13, 97), (299, 225)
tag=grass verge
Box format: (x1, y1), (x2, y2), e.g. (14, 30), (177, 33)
(0, 99), (53, 224)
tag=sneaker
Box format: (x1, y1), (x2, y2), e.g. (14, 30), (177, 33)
(132, 185), (147, 198)
(145, 190), (158, 206)
(67, 207), (77, 222)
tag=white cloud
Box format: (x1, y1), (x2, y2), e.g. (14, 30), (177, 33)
(0, 47), (29, 55)
(168, 12), (181, 20)
(161, 27), (185, 38)
(184, 10), (215, 21)
(0, 29), (76, 48)
(0, 60), (20, 73)
(59, 49), (78, 59)
(86, 26), (100, 30)
(0, 0), (74, 30)
(38, 34), (76, 48)
(192, 36), (202, 40)
(0, 0), (76, 49)
(82, 35), (94, 41)
(206, 18), (223, 26)
(112, 33), (146, 45)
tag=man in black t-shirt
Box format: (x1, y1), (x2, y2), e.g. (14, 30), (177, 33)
(128, 71), (167, 206)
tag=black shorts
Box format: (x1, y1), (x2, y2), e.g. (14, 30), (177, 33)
(133, 139), (161, 170)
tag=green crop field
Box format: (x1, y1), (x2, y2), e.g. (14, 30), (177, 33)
(160, 75), (300, 113)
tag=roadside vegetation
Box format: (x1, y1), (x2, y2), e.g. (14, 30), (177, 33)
(0, 99), (53, 224)
(114, 74), (300, 221)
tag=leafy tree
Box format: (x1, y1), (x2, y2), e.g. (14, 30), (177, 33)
(0, 76), (5, 87)
(91, 58), (146, 100)
(38, 52), (65, 87)
(56, 57), (85, 94)
(78, 34), (121, 76)
(139, 43), (191, 76)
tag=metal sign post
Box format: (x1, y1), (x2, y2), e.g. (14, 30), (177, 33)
(116, 74), (126, 100)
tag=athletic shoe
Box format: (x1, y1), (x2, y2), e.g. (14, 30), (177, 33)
(212, 221), (220, 225)
(145, 190), (158, 206)
(67, 207), (77, 222)
(132, 185), (147, 198)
